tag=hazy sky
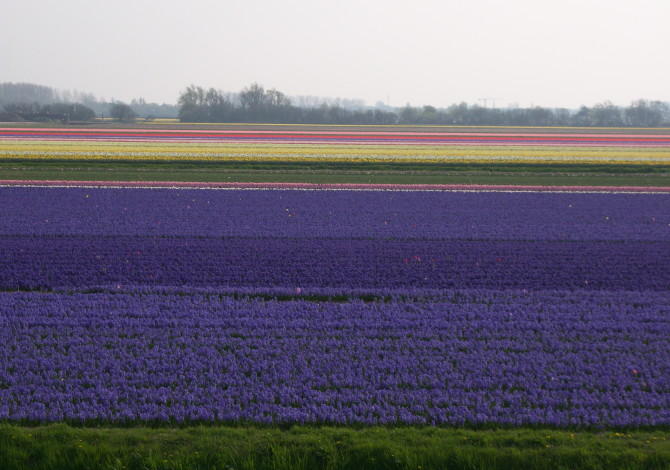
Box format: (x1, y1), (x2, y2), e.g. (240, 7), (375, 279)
(2, 0), (669, 108)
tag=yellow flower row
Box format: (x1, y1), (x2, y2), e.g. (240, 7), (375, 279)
(3, 153), (670, 165)
(1, 140), (669, 164)
(3, 140), (670, 154)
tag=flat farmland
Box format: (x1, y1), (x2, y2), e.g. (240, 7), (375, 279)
(1, 124), (670, 187)
(1, 124), (670, 469)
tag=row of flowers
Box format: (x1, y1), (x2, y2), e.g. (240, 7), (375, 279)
(2, 187), (668, 240)
(1, 290), (668, 426)
(3, 236), (668, 292)
(2, 186), (668, 427)
(3, 128), (670, 144)
(1, 139), (669, 163)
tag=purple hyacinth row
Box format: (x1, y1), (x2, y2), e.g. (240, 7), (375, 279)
(2, 187), (669, 241)
(2, 187), (669, 427)
(2, 236), (669, 292)
(1, 290), (668, 426)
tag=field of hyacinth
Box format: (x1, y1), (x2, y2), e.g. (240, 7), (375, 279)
(2, 125), (670, 469)
(1, 186), (669, 430)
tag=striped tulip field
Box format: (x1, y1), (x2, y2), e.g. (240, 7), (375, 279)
(2, 127), (670, 164)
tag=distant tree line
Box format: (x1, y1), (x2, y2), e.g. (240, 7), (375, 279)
(0, 102), (95, 122)
(178, 83), (399, 124)
(179, 84), (670, 127)
(1, 82), (669, 127)
(397, 100), (670, 127)
(0, 82), (179, 121)
(127, 97), (178, 120)
(0, 82), (98, 108)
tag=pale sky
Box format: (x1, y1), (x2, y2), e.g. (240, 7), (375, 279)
(2, 0), (669, 109)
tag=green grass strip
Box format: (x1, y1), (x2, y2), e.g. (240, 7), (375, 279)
(2, 167), (670, 187)
(1, 424), (669, 470)
(3, 159), (670, 173)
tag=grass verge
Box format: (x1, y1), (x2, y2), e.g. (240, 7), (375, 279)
(1, 424), (669, 470)
(4, 159), (670, 173)
(2, 161), (670, 186)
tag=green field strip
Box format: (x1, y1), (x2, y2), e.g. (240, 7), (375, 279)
(1, 424), (669, 470)
(2, 166), (670, 186)
(3, 159), (670, 173)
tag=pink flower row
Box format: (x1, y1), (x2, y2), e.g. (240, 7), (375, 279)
(2, 180), (670, 193)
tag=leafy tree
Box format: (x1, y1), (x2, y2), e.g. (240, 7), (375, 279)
(239, 83), (266, 116)
(178, 85), (208, 122)
(266, 88), (291, 109)
(238, 83), (292, 122)
(398, 104), (419, 124)
(43, 103), (95, 121)
(373, 109), (398, 125)
(590, 101), (623, 127)
(205, 88), (233, 122)
(178, 85), (232, 122)
(448, 102), (470, 125)
(2, 102), (94, 122)
(468, 105), (490, 125)
(3, 102), (41, 115)
(572, 106), (591, 126)
(110, 103), (137, 122)
(624, 99), (666, 127)
(554, 108), (572, 126)
(528, 107), (554, 126)
(419, 105), (439, 124)
(0, 83), (56, 107)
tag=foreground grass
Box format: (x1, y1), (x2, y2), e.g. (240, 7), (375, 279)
(1, 424), (669, 470)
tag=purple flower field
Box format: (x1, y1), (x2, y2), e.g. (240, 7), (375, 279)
(1, 290), (669, 426)
(2, 237), (669, 292)
(1, 187), (669, 427)
(2, 187), (669, 241)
